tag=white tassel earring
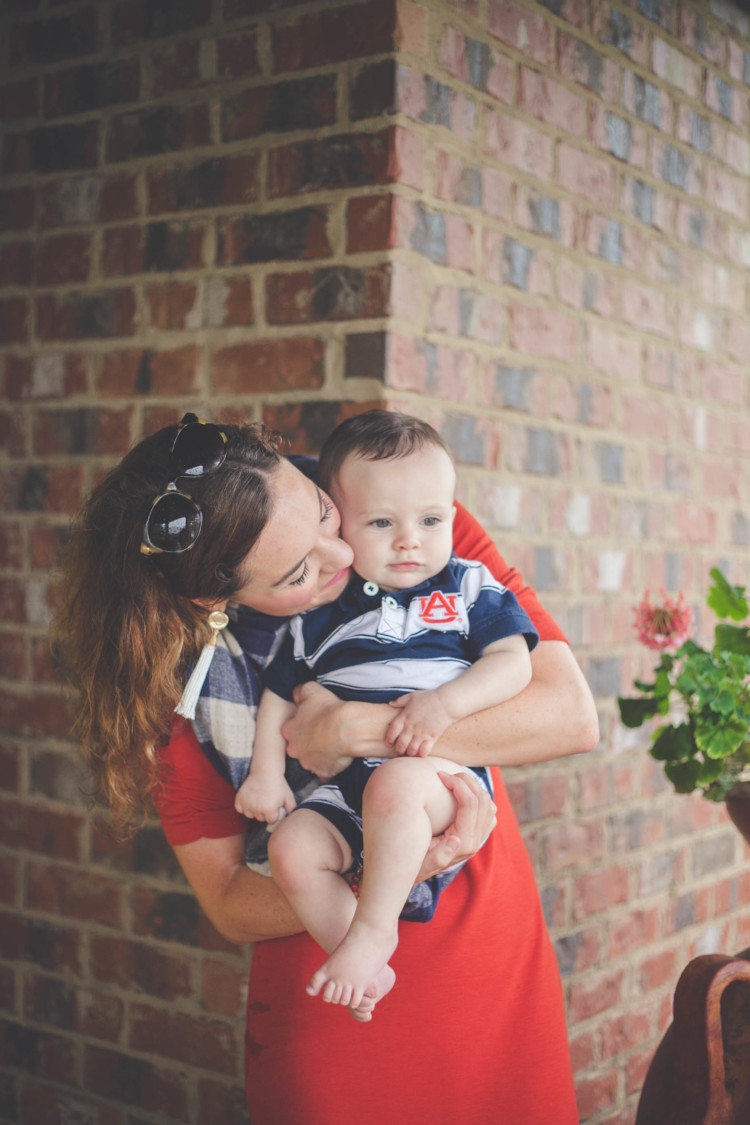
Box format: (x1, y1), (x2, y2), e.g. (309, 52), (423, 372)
(175, 610), (229, 720)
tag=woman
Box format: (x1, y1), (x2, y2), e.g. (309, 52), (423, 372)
(53, 413), (598, 1125)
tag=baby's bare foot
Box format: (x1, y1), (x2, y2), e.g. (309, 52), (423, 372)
(348, 963), (396, 1023)
(307, 920), (398, 1010)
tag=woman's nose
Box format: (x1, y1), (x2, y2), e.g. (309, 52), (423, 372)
(324, 533), (353, 569)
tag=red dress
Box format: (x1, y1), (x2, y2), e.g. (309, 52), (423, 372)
(156, 505), (578, 1125)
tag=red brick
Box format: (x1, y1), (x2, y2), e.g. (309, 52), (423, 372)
(103, 221), (206, 277)
(0, 744), (21, 792)
(0, 1021), (77, 1085)
(198, 1079), (249, 1125)
(542, 818), (604, 874)
(266, 264), (390, 324)
(568, 969), (624, 1023)
(558, 33), (621, 100)
(219, 208), (331, 266)
(24, 977), (123, 1042)
(0, 240), (32, 287)
(608, 908), (661, 959)
(558, 142), (618, 208)
(97, 347), (199, 396)
(3, 122), (99, 176)
(39, 172), (137, 228)
(107, 104), (210, 163)
(34, 408), (133, 456)
(111, 0), (211, 45)
(0, 186), (35, 232)
(0, 856), (18, 907)
(508, 302), (580, 364)
(217, 29), (259, 78)
(484, 112), (555, 178)
(519, 67), (587, 134)
(8, 8), (99, 66)
(0, 79), (38, 122)
(85, 1044), (189, 1117)
(347, 195), (393, 253)
(0, 799), (83, 860)
(37, 289), (136, 341)
(0, 634), (26, 681)
(29, 526), (68, 568)
(44, 58), (140, 118)
(385, 336), (472, 401)
(488, 0), (553, 62)
(262, 400), (384, 456)
(150, 156), (259, 218)
(90, 935), (192, 1001)
(222, 76), (337, 141)
(0, 298), (29, 344)
(268, 130), (392, 198)
(128, 1003), (239, 1073)
(212, 337), (325, 395)
(390, 125), (425, 191)
(131, 887), (236, 952)
(20, 1085), (123, 1125)
(575, 1070), (619, 1120)
(201, 960), (247, 1018)
(573, 866), (629, 920)
(272, 0), (395, 72)
(34, 233), (92, 286)
(638, 948), (678, 993)
(600, 1006), (655, 1060)
(150, 40), (202, 97)
(26, 861), (123, 927)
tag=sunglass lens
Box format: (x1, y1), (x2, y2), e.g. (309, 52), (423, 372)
(146, 493), (203, 553)
(172, 422), (227, 477)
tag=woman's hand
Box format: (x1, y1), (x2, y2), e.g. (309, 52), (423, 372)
(282, 682), (393, 778)
(416, 771), (497, 881)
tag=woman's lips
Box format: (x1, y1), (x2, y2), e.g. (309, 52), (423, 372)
(325, 567), (350, 588)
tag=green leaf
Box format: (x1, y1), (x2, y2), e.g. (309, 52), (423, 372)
(696, 757), (725, 785)
(651, 723), (695, 761)
(707, 568), (749, 621)
(695, 719), (747, 759)
(714, 624), (750, 655)
(664, 758), (701, 793)
(709, 689), (740, 718)
(618, 696), (660, 728)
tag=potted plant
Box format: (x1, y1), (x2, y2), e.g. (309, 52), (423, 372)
(618, 570), (750, 825)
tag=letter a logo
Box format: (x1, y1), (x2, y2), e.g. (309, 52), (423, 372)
(417, 591), (460, 624)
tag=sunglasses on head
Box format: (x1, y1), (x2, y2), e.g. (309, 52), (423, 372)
(140, 413), (228, 556)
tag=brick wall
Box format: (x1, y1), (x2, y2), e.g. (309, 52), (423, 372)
(1, 0), (750, 1121)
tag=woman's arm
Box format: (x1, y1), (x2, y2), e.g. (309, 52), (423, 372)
(282, 640), (599, 777)
(173, 833), (304, 945)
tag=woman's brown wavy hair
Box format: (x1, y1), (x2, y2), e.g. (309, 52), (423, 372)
(51, 418), (283, 830)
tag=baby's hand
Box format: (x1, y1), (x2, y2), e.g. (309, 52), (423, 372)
(235, 772), (297, 823)
(386, 690), (453, 757)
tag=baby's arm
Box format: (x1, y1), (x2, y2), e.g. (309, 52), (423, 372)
(235, 689), (298, 823)
(387, 634), (533, 757)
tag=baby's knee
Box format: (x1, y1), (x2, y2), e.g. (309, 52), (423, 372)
(267, 817), (309, 891)
(364, 758), (428, 816)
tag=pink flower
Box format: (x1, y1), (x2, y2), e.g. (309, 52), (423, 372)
(633, 590), (694, 651)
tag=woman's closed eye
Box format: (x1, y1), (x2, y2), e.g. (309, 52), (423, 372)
(289, 563), (310, 587)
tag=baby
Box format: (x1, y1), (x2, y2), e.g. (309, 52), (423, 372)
(236, 411), (538, 1018)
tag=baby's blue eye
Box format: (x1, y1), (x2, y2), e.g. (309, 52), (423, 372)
(371, 519), (391, 529)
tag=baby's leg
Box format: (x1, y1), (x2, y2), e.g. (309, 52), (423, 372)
(268, 809), (396, 1020)
(307, 757), (467, 1009)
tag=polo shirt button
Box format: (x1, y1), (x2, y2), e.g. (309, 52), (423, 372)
(383, 596), (397, 607)
(363, 581), (379, 596)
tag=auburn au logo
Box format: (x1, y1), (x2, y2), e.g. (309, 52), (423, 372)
(416, 590), (460, 624)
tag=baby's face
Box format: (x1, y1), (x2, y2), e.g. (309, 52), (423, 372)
(329, 446), (456, 593)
